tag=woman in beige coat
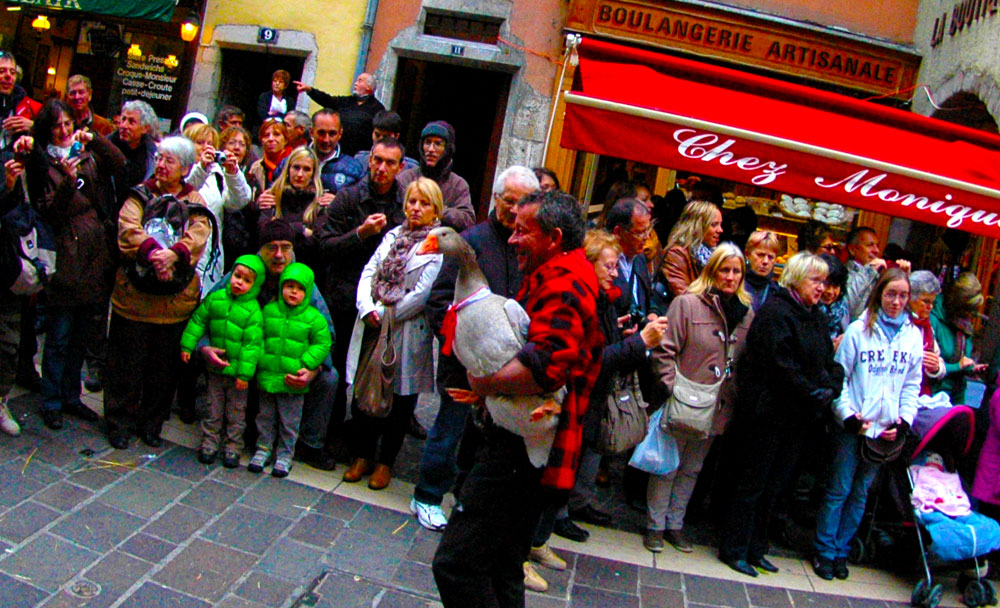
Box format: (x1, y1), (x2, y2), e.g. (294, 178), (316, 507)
(644, 243), (754, 554)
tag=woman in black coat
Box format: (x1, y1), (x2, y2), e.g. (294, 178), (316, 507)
(717, 252), (844, 577)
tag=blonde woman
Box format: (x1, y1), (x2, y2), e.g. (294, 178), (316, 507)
(343, 177), (444, 490)
(661, 200), (723, 297)
(718, 253), (845, 577)
(644, 243), (754, 554)
(257, 146), (326, 268)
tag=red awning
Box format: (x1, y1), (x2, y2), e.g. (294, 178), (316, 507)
(561, 37), (1000, 238)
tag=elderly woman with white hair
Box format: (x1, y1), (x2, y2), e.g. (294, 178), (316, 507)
(909, 271), (947, 396)
(718, 252), (845, 577)
(104, 136), (213, 450)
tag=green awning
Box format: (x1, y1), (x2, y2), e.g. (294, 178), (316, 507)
(6, 0), (176, 22)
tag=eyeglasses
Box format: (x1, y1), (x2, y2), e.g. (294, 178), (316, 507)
(494, 193), (519, 206)
(600, 262), (618, 275)
(154, 153), (180, 166)
(627, 226), (652, 240)
(883, 290), (910, 302)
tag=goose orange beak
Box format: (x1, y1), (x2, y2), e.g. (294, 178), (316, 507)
(417, 234), (439, 255)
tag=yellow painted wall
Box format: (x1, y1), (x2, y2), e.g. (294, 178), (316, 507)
(203, 0), (369, 105)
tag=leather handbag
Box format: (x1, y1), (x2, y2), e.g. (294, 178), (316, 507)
(353, 307), (398, 418)
(860, 434), (906, 464)
(660, 368), (724, 439)
(597, 372), (649, 455)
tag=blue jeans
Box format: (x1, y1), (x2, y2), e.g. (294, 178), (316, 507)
(414, 391), (470, 506)
(41, 305), (99, 412)
(814, 429), (881, 560)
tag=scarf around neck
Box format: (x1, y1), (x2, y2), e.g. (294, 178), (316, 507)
(371, 221), (439, 305)
(876, 309), (906, 341)
(694, 243), (714, 270)
(709, 287), (748, 334)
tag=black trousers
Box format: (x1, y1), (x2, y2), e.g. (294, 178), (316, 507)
(104, 313), (185, 438)
(349, 393), (418, 467)
(718, 414), (808, 563)
(433, 427), (544, 608)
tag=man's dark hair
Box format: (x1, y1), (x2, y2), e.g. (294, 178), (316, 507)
(215, 105), (244, 127)
(819, 253), (847, 291)
(518, 190), (586, 251)
(312, 108), (341, 124)
(372, 136), (405, 160)
(798, 220), (835, 253)
(605, 198), (649, 233)
(372, 110), (403, 134)
(846, 226), (877, 247)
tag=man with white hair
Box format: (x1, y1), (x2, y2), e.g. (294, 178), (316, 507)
(293, 72), (385, 157)
(410, 166), (540, 532)
(110, 100), (159, 209)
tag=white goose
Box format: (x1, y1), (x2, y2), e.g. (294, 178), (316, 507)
(417, 226), (563, 467)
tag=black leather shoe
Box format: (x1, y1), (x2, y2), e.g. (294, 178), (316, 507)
(41, 409), (63, 430)
(197, 449), (216, 464)
(812, 556), (835, 580)
(833, 558), (849, 580)
(406, 414), (427, 440)
(140, 432), (162, 448)
(293, 444), (337, 471)
(63, 401), (99, 422)
(108, 432), (129, 450)
(569, 504), (613, 526)
(553, 517), (590, 543)
(723, 558), (759, 578)
(752, 557), (779, 573)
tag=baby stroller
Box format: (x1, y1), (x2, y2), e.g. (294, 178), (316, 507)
(905, 406), (1000, 608)
(848, 406), (1000, 607)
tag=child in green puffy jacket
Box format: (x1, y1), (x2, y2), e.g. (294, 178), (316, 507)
(250, 262), (332, 478)
(180, 254), (266, 469)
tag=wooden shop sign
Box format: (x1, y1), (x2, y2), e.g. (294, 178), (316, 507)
(566, 0), (920, 99)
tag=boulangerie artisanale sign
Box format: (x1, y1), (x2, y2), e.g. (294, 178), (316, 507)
(560, 38), (1000, 239)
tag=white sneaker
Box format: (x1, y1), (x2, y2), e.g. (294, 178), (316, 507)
(410, 498), (448, 531)
(0, 401), (20, 436)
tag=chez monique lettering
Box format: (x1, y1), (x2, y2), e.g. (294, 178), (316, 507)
(814, 169), (1000, 230)
(673, 130), (786, 185)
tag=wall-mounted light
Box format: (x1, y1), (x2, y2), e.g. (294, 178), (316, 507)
(31, 15), (50, 34)
(180, 12), (200, 42)
(164, 55), (179, 70)
(127, 44), (142, 60)
(46, 67), (55, 75)
(6, 6), (21, 11)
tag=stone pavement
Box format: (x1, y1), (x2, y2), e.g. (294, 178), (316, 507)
(0, 389), (971, 608)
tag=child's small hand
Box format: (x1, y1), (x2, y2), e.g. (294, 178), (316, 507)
(235, 378), (248, 390)
(180, 351), (190, 363)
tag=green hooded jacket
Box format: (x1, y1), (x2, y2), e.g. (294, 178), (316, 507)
(258, 263), (332, 394)
(929, 293), (974, 403)
(180, 255), (265, 382)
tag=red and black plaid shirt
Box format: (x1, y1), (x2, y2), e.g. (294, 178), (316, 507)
(516, 248), (603, 490)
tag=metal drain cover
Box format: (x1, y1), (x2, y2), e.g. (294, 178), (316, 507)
(69, 580), (100, 598)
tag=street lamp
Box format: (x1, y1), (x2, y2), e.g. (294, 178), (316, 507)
(31, 15), (50, 34)
(164, 55), (179, 70)
(180, 13), (200, 42)
(127, 44), (142, 61)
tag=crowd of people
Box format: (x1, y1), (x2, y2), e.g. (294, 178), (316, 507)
(2, 53), (1000, 607)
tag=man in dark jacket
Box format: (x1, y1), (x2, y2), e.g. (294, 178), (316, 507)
(109, 100), (158, 212)
(317, 137), (406, 443)
(606, 198), (657, 319)
(410, 165), (538, 532)
(396, 121), (475, 232)
(294, 73), (385, 157)
(433, 190), (603, 608)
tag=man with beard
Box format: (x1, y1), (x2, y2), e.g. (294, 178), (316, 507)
(396, 121), (475, 232)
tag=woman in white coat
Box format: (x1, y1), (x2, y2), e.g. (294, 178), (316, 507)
(812, 267), (922, 581)
(183, 123), (252, 294)
(343, 177), (444, 490)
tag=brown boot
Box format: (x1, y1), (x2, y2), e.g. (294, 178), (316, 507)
(343, 458), (373, 483)
(368, 464), (391, 490)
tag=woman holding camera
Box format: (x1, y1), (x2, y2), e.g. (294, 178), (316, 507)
(183, 123), (251, 294)
(20, 99), (125, 430)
